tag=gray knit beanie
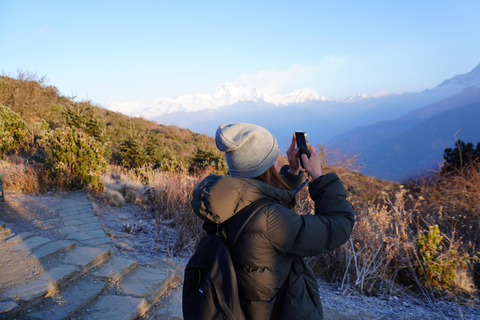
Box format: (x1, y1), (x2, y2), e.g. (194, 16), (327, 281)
(215, 123), (280, 178)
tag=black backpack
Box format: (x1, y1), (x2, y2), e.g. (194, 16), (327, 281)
(182, 200), (271, 320)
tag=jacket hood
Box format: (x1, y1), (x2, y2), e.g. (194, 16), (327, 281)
(191, 175), (296, 224)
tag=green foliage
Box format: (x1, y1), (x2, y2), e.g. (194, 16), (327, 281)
(189, 146), (228, 174)
(442, 140), (480, 173)
(0, 105), (28, 157)
(144, 130), (179, 170)
(40, 126), (108, 191)
(118, 132), (148, 169)
(118, 130), (185, 171)
(415, 225), (478, 291)
(62, 103), (107, 143)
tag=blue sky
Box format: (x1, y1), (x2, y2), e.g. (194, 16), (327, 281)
(1, 0), (480, 107)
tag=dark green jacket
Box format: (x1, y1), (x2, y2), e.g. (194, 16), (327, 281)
(191, 166), (355, 320)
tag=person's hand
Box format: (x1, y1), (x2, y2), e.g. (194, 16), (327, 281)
(286, 135), (301, 175)
(301, 145), (322, 180)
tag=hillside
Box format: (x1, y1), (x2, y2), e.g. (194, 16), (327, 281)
(0, 72), (217, 161)
(359, 101), (480, 180)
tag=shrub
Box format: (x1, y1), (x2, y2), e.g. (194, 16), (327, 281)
(0, 105), (28, 157)
(118, 132), (148, 169)
(62, 103), (107, 143)
(416, 225), (479, 292)
(40, 126), (108, 191)
(188, 146), (228, 175)
(442, 140), (480, 174)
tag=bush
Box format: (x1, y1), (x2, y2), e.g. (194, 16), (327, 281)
(188, 146), (228, 175)
(0, 105), (28, 157)
(442, 140), (480, 174)
(416, 225), (479, 292)
(62, 103), (107, 143)
(40, 126), (108, 191)
(118, 132), (148, 169)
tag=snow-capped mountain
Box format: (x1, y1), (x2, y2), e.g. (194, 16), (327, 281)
(344, 92), (393, 104)
(107, 81), (335, 119)
(267, 88), (332, 105)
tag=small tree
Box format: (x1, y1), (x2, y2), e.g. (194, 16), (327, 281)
(442, 140), (480, 174)
(62, 103), (107, 143)
(0, 105), (28, 157)
(119, 132), (148, 169)
(144, 130), (180, 170)
(41, 126), (108, 191)
(189, 146), (228, 174)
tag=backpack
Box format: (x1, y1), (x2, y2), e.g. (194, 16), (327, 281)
(182, 200), (271, 320)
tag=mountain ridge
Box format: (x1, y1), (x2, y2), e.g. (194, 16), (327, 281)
(360, 101), (480, 180)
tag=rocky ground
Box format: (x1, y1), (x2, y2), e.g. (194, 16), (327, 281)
(2, 191), (479, 319)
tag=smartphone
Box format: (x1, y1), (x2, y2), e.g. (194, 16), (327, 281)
(295, 131), (311, 168)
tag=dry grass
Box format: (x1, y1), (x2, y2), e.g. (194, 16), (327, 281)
(0, 156), (51, 193)
(96, 165), (207, 255)
(407, 161), (480, 237)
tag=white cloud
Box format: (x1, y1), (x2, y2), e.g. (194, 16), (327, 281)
(105, 100), (146, 114)
(235, 55), (351, 95)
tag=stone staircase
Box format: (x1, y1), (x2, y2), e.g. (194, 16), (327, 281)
(0, 191), (182, 320)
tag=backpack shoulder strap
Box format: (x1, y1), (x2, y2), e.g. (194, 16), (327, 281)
(222, 199), (274, 246)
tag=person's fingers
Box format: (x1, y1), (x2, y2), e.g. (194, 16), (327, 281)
(302, 146), (322, 179)
(287, 135), (296, 154)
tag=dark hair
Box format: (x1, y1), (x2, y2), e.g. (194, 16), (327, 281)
(254, 165), (296, 209)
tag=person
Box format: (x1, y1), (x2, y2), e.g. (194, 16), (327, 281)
(191, 123), (355, 320)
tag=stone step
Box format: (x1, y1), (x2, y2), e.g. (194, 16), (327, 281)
(65, 230), (113, 248)
(4, 231), (33, 244)
(77, 295), (148, 320)
(118, 266), (173, 304)
(22, 278), (106, 320)
(0, 246), (112, 319)
(92, 256), (138, 282)
(0, 228), (12, 240)
(0, 300), (21, 316)
(1, 279), (57, 313)
(149, 289), (183, 319)
(61, 246), (112, 277)
(66, 265), (177, 320)
(13, 236), (54, 252)
(38, 264), (81, 287)
(31, 240), (77, 261)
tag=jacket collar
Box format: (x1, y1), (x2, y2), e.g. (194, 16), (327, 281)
(191, 174), (295, 224)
